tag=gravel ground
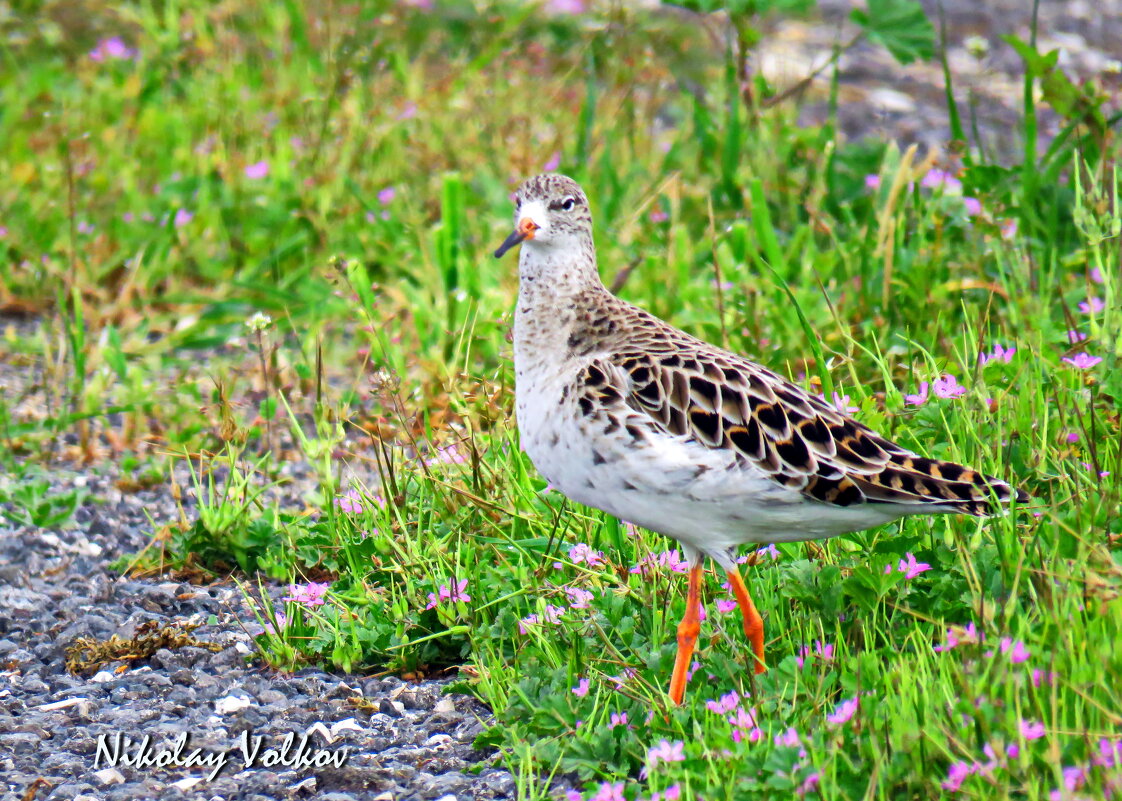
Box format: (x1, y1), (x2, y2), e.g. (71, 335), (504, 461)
(0, 467), (528, 801)
(758, 0), (1122, 158)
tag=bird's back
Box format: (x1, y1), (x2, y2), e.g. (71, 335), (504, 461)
(562, 291), (1027, 520)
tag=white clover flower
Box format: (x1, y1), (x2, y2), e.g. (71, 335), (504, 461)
(246, 312), (273, 332)
(965, 36), (989, 59)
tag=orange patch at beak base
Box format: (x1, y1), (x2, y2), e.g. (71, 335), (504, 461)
(493, 217), (541, 258)
(518, 217), (539, 238)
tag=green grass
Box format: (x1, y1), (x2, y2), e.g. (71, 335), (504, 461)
(2, 2), (1120, 799)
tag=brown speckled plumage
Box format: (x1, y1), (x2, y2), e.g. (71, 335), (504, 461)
(499, 173), (1027, 561)
(494, 172), (1028, 701)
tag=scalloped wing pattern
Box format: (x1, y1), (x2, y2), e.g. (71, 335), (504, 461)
(571, 310), (1026, 516)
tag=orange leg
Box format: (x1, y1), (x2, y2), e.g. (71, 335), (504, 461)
(726, 567), (766, 674)
(667, 562), (704, 705)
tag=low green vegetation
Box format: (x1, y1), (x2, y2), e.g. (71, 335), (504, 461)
(1, 1), (1119, 799)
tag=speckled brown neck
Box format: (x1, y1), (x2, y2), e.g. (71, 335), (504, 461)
(513, 237), (607, 367)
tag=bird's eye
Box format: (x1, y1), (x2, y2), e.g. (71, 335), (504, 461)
(560, 197), (576, 211)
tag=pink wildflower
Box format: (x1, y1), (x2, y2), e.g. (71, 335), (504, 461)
(173, 209), (194, 227)
(963, 197), (983, 216)
(547, 0), (586, 12)
(1062, 765), (1088, 792)
(819, 391), (859, 413)
(608, 711), (629, 729)
(1078, 297), (1105, 314)
(424, 578), (470, 610)
(706, 691), (740, 715)
(774, 727), (802, 750)
(572, 678), (590, 697)
(1066, 432), (1080, 443)
(922, 169), (962, 191)
(1001, 218), (1018, 239)
(647, 739), (686, 765)
(832, 392), (859, 414)
(942, 761), (977, 792)
(716, 599), (738, 614)
(517, 614), (539, 634)
(377, 187), (396, 204)
(731, 724), (763, 744)
(979, 343), (1016, 366)
(630, 549), (689, 575)
(1090, 266), (1104, 284)
(796, 640), (835, 668)
(933, 374), (967, 399)
(1020, 720), (1045, 740)
(542, 151), (561, 171)
(999, 638), (1029, 663)
(607, 668), (638, 689)
(1063, 353), (1102, 369)
(934, 621), (982, 652)
(729, 706), (759, 731)
(865, 174), (881, 189)
(755, 544), (780, 560)
(649, 209), (669, 223)
(565, 587), (594, 609)
(905, 381), (930, 406)
(244, 161), (269, 179)
(1031, 669), (1056, 687)
(262, 612), (287, 635)
(335, 489), (364, 514)
(89, 36), (137, 61)
(980, 743), (1003, 775)
(898, 552), (932, 579)
(827, 696), (859, 726)
(569, 543), (605, 567)
(1067, 329), (1089, 344)
(1093, 738), (1122, 768)
(797, 772), (821, 797)
(424, 443), (468, 466)
(283, 581), (330, 607)
(588, 782), (625, 801)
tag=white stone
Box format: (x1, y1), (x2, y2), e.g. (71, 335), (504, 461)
(170, 777), (204, 791)
(433, 697), (456, 714)
(214, 694), (252, 714)
(36, 697), (87, 711)
(330, 718), (364, 736)
(93, 768), (125, 785)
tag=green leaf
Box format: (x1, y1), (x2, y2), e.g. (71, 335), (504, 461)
(1001, 34), (1059, 77)
(851, 0), (935, 64)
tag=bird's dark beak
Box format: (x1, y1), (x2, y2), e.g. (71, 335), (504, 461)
(493, 217), (539, 258)
(493, 230), (526, 259)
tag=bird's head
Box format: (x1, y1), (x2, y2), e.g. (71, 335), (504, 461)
(493, 173), (592, 259)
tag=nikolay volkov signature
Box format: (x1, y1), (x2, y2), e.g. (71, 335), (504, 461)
(94, 730), (351, 781)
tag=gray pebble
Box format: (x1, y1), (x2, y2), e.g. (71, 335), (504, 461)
(0, 438), (517, 801)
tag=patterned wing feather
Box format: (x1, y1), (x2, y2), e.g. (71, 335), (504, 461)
(609, 346), (1027, 515)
